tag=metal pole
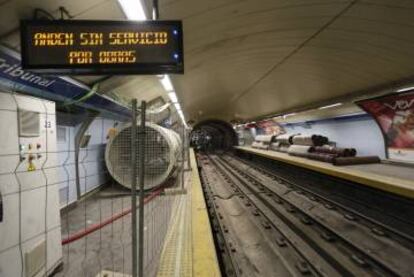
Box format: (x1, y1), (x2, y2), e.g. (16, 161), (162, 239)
(131, 99), (138, 277)
(138, 101), (146, 277)
(152, 0), (159, 20)
(181, 125), (185, 189)
(186, 128), (192, 171)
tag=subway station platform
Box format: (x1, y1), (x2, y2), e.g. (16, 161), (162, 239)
(235, 146), (414, 200)
(157, 149), (221, 277)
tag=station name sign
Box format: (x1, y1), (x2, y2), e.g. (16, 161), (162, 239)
(20, 20), (184, 75)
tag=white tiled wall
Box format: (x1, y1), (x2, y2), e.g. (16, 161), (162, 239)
(56, 116), (118, 207)
(282, 115), (386, 158)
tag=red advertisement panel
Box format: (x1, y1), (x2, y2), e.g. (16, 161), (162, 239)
(357, 91), (414, 162)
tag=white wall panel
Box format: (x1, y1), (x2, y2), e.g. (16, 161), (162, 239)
(14, 95), (45, 113)
(43, 101), (56, 115)
(87, 119), (104, 145)
(0, 92), (17, 110)
(43, 167), (67, 187)
(0, 193), (19, 251)
(45, 114), (58, 153)
(83, 148), (103, 163)
(0, 247), (22, 277)
(21, 187), (46, 241)
(47, 185), (61, 229)
(0, 173), (19, 195)
(86, 175), (100, 192)
(64, 151), (76, 165)
(44, 152), (63, 168)
(56, 151), (70, 165)
(86, 161), (100, 177)
(64, 164), (77, 181)
(282, 115), (386, 158)
(46, 227), (63, 274)
(0, 110), (18, 155)
(16, 170), (46, 192)
(55, 117), (118, 207)
(0, 155), (18, 175)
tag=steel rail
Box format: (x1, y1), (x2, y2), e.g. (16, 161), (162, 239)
(214, 154), (410, 276)
(206, 156), (348, 276)
(201, 156), (329, 276)
(230, 154), (414, 245)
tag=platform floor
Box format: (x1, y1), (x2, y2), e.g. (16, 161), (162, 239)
(157, 176), (192, 277)
(157, 149), (221, 277)
(57, 184), (176, 277)
(57, 149), (220, 277)
(235, 146), (414, 199)
(347, 162), (414, 181)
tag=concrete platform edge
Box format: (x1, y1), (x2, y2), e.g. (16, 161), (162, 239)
(190, 149), (221, 277)
(235, 146), (414, 199)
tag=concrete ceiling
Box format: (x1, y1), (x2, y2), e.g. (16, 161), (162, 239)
(273, 102), (364, 124)
(154, 0), (414, 122)
(99, 75), (169, 103)
(1, 0), (414, 124)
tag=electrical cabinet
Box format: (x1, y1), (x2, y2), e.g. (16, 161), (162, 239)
(0, 92), (62, 277)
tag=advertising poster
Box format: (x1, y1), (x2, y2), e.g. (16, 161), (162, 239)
(357, 91), (414, 163)
(256, 119), (285, 136)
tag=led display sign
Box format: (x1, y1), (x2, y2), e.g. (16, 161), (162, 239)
(20, 20), (184, 74)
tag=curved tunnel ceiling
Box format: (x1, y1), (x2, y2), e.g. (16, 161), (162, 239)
(153, 0), (414, 123)
(1, 0), (414, 125)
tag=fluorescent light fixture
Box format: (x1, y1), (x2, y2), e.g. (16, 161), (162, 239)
(160, 75), (174, 91)
(177, 109), (187, 126)
(397, 86), (414, 93)
(157, 74), (186, 125)
(168, 92), (178, 103)
(117, 0), (146, 20)
(283, 113), (297, 119)
(318, 102), (342, 110)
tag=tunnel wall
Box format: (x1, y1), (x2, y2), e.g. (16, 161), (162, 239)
(281, 114), (386, 158)
(191, 119), (238, 151)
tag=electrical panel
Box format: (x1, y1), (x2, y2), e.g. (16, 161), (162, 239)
(25, 240), (46, 277)
(0, 92), (62, 277)
(18, 109), (40, 137)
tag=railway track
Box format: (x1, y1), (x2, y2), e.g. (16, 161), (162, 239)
(198, 153), (414, 277)
(237, 151), (414, 238)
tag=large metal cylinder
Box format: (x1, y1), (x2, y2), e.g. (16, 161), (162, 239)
(105, 122), (181, 190)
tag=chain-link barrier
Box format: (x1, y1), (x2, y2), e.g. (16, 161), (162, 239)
(0, 73), (190, 276)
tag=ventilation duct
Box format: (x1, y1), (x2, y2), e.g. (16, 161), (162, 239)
(105, 122), (181, 190)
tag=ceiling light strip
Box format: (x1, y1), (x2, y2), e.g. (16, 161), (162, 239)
(117, 0), (147, 20)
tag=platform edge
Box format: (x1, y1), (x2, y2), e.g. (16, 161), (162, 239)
(190, 149), (221, 277)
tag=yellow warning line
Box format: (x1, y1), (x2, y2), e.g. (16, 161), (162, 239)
(190, 149), (221, 277)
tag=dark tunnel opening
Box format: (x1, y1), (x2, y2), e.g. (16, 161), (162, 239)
(190, 120), (238, 152)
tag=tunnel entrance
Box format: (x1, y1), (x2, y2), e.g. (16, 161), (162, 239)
(190, 119), (237, 152)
